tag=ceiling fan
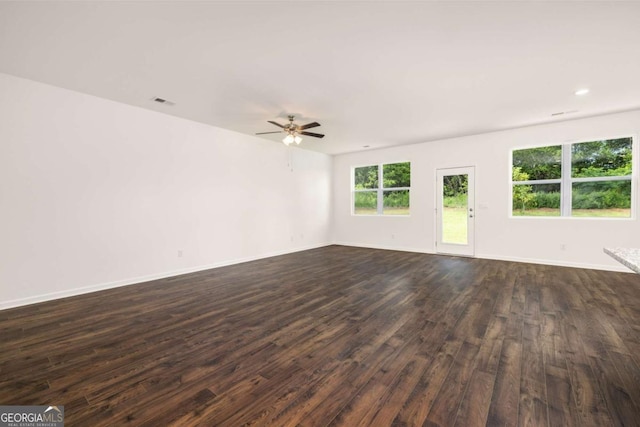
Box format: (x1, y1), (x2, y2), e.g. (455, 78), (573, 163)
(256, 115), (325, 146)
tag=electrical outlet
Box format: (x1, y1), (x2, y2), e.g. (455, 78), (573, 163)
(178, 250), (183, 257)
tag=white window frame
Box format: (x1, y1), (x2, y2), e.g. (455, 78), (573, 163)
(511, 136), (635, 218)
(353, 162), (411, 216)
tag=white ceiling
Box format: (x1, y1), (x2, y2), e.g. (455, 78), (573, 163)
(1, 1), (640, 155)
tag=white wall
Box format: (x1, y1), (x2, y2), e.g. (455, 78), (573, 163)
(2, 72), (637, 311)
(333, 110), (640, 272)
(0, 73), (332, 309)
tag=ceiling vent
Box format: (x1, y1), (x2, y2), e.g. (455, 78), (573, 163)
(151, 97), (175, 106)
(551, 110), (577, 117)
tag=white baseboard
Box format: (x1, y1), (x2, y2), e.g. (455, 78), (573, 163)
(333, 242), (633, 273)
(0, 242), (332, 311)
(332, 241), (434, 255)
(4, 241), (632, 311)
(475, 253), (632, 273)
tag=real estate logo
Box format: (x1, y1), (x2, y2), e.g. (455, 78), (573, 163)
(0, 405), (64, 427)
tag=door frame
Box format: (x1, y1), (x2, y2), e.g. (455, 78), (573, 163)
(435, 166), (476, 256)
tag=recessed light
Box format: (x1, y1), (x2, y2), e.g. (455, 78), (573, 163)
(575, 88), (590, 96)
(362, 145), (370, 148)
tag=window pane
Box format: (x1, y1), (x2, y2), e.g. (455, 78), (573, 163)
(354, 165), (378, 189)
(383, 162), (411, 188)
(512, 183), (561, 216)
(572, 138), (632, 178)
(572, 180), (631, 218)
(513, 146), (562, 180)
(383, 190), (409, 215)
(354, 191), (377, 215)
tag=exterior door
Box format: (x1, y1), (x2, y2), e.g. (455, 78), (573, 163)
(436, 166), (475, 256)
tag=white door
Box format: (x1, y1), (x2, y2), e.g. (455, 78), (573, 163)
(436, 167), (475, 256)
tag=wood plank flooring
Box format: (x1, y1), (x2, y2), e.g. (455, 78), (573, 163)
(1, 245), (640, 426)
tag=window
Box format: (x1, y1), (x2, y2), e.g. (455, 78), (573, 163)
(354, 162), (410, 215)
(512, 137), (633, 218)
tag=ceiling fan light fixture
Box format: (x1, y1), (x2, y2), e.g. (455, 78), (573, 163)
(260, 115), (324, 145)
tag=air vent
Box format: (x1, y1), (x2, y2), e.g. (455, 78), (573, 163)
(151, 97), (175, 106)
(551, 110), (578, 117)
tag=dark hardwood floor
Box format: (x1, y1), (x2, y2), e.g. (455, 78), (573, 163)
(1, 245), (640, 426)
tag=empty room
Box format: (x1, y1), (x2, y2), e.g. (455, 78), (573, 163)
(1, 1), (640, 426)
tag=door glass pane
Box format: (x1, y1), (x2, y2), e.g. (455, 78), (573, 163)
(442, 174), (468, 244)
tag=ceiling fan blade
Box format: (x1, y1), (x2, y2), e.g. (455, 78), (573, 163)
(300, 131), (325, 139)
(267, 120), (285, 128)
(299, 121), (320, 130)
(255, 131), (283, 135)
